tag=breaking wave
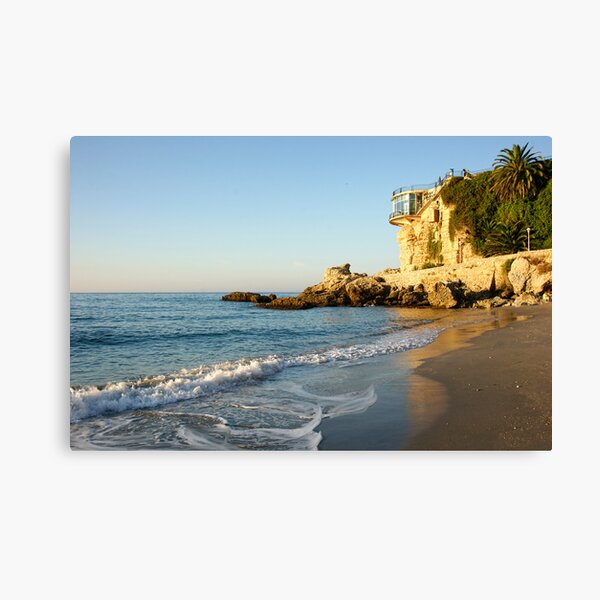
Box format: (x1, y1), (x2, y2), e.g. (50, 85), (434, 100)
(70, 328), (440, 423)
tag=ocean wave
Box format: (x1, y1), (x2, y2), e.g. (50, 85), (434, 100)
(70, 328), (440, 423)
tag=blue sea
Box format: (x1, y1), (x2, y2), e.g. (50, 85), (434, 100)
(70, 293), (448, 450)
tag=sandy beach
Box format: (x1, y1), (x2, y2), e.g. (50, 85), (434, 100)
(406, 303), (552, 450)
(317, 304), (551, 450)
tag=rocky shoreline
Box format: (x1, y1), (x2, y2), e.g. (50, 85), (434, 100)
(222, 250), (552, 310)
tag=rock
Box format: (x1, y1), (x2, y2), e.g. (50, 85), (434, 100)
(323, 263), (354, 284)
(345, 277), (389, 306)
(295, 263), (359, 306)
(508, 257), (532, 294)
(508, 256), (552, 295)
(386, 288), (400, 302)
(397, 288), (429, 306)
(297, 290), (349, 307)
(221, 292), (275, 303)
(513, 292), (539, 306)
(474, 296), (508, 309)
(530, 262), (552, 295)
(260, 297), (314, 310)
(222, 292), (264, 302)
(427, 281), (463, 308)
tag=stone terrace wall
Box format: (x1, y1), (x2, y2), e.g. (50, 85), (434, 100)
(376, 249), (552, 294)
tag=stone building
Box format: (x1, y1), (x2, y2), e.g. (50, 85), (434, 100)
(388, 170), (476, 271)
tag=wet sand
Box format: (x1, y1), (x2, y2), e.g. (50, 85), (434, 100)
(317, 304), (551, 451)
(406, 304), (552, 450)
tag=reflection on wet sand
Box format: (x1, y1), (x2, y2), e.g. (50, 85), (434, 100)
(395, 308), (528, 445)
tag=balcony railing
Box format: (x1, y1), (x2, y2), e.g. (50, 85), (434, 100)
(391, 156), (552, 198)
(392, 182), (437, 196)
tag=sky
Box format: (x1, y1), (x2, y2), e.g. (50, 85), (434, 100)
(70, 136), (552, 292)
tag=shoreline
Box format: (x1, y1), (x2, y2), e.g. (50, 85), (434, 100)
(405, 304), (551, 450)
(316, 304), (551, 451)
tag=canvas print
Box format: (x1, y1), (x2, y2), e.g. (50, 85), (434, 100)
(70, 136), (552, 450)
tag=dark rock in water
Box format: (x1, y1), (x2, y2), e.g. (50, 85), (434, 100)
(222, 291), (261, 302)
(260, 297), (314, 310)
(221, 292), (274, 303)
(268, 294), (277, 301)
(297, 290), (346, 307)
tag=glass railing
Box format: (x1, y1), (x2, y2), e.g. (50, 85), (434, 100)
(392, 182), (437, 196)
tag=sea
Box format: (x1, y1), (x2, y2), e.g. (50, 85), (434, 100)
(70, 292), (451, 450)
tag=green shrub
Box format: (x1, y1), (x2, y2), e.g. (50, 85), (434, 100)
(530, 180), (552, 249)
(441, 166), (551, 256)
(426, 227), (443, 263)
(484, 221), (528, 256)
(502, 258), (515, 275)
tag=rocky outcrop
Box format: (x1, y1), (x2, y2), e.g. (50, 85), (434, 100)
(261, 297), (314, 310)
(222, 251), (552, 311)
(345, 277), (390, 305)
(222, 292), (276, 303)
(508, 256), (552, 295)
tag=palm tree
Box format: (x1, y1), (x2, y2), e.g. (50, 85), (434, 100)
(484, 220), (528, 256)
(491, 143), (546, 200)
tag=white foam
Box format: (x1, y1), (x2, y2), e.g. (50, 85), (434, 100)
(70, 328), (440, 423)
(280, 382), (378, 418)
(230, 405), (323, 450)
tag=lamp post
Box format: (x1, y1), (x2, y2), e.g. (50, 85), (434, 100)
(526, 227), (531, 251)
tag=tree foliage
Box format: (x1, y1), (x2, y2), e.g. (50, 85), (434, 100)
(441, 156), (552, 256)
(491, 143), (549, 200)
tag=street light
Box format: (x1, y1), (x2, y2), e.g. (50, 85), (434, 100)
(526, 227), (531, 251)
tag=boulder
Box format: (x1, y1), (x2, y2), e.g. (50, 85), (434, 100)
(508, 257), (552, 295)
(297, 290), (349, 307)
(221, 292), (275, 303)
(530, 262), (552, 295)
(473, 297), (508, 310)
(222, 292), (263, 302)
(397, 288), (429, 307)
(427, 281), (463, 308)
(322, 263), (355, 284)
(345, 277), (389, 306)
(513, 292), (539, 306)
(260, 297), (314, 310)
(508, 257), (532, 294)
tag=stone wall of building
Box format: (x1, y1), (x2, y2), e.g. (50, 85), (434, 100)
(395, 196), (477, 272)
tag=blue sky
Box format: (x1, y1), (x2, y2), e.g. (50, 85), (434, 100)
(70, 136), (551, 292)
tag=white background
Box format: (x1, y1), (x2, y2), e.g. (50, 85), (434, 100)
(1, 1), (598, 599)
